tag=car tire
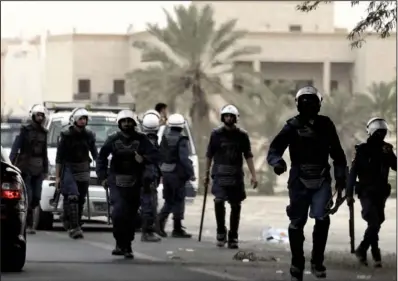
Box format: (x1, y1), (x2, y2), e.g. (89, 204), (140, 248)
(1, 230), (26, 272)
(37, 209), (54, 230)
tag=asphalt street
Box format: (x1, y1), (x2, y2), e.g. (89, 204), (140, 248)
(2, 223), (396, 281)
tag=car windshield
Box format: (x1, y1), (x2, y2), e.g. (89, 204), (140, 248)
(1, 124), (21, 148)
(48, 117), (119, 147)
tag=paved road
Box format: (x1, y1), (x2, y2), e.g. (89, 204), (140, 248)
(2, 223), (396, 281)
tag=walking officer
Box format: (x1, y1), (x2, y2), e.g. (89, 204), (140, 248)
(204, 104), (258, 249)
(347, 117), (397, 267)
(10, 104), (49, 234)
(156, 113), (194, 238)
(96, 109), (158, 258)
(267, 86), (347, 281)
(140, 110), (162, 242)
(55, 107), (98, 239)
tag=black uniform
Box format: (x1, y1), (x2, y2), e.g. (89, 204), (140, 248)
(347, 140), (396, 266)
(206, 126), (253, 248)
(10, 121), (49, 229)
(267, 114), (347, 278)
(56, 126), (98, 236)
(96, 131), (158, 255)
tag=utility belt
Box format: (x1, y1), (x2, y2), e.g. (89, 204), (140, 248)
(115, 174), (138, 188)
(67, 162), (90, 182)
(355, 181), (391, 196)
(160, 163), (176, 173)
(28, 157), (45, 175)
(214, 164), (242, 188)
(297, 164), (329, 190)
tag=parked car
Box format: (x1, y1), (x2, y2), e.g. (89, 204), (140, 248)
(1, 146), (28, 272)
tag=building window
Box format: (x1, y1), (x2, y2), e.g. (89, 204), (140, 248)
(113, 79), (125, 95)
(78, 79), (91, 93)
(331, 80), (339, 92)
(289, 25), (302, 32)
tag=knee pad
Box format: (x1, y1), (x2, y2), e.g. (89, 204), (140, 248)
(315, 216), (330, 228)
(67, 195), (79, 203)
(289, 220), (305, 230)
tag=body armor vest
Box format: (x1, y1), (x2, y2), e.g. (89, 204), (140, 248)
(147, 133), (159, 148)
(213, 131), (243, 187)
(111, 133), (141, 187)
(63, 128), (92, 181)
(159, 133), (182, 173)
(23, 124), (47, 175)
(288, 117), (330, 189)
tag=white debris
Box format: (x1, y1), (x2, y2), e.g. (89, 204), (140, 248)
(261, 226), (289, 244)
(242, 259), (250, 262)
(185, 248), (194, 252)
(304, 270), (311, 275)
(166, 251), (173, 255)
(357, 275), (372, 280)
(276, 270), (284, 274)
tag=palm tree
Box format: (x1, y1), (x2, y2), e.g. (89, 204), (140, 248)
(237, 72), (296, 194)
(127, 3), (261, 186)
(361, 81), (397, 134)
(321, 91), (371, 160)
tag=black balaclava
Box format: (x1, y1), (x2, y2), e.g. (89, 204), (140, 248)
(368, 129), (387, 145)
(297, 94), (321, 120)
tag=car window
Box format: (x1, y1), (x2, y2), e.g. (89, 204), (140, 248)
(47, 118), (119, 147)
(1, 124), (21, 148)
(1, 147), (12, 164)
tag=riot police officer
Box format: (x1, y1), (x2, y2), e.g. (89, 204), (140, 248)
(140, 110), (162, 242)
(96, 110), (158, 258)
(10, 104), (49, 234)
(204, 105), (257, 249)
(55, 108), (98, 239)
(347, 117), (397, 268)
(267, 86), (347, 281)
(156, 113), (194, 238)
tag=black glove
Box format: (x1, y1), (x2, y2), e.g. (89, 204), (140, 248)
(273, 159), (287, 175)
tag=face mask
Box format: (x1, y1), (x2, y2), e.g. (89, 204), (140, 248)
(297, 96), (320, 118)
(369, 129), (387, 143)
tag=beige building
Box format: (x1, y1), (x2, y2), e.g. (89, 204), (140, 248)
(1, 1), (396, 112)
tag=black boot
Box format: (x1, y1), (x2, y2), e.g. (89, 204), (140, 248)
(123, 243), (134, 259)
(311, 218), (330, 278)
(214, 200), (227, 247)
(288, 227), (305, 281)
(156, 216), (168, 237)
(172, 220), (192, 238)
(227, 203), (241, 249)
(141, 220), (161, 242)
(371, 243), (382, 268)
(112, 243), (124, 256)
(355, 241), (369, 266)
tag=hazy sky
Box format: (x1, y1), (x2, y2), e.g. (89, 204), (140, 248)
(1, 1), (369, 38)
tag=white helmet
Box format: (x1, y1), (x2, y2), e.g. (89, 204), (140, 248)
(116, 109), (138, 125)
(167, 113), (185, 128)
(144, 109), (161, 119)
(366, 117), (388, 136)
(295, 86), (323, 105)
(142, 112), (160, 131)
(220, 104), (239, 122)
(70, 107), (89, 124)
(29, 104), (48, 118)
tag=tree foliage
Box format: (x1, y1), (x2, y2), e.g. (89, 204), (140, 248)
(127, 4), (261, 189)
(297, 1), (397, 48)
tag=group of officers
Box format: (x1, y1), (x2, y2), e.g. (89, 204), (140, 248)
(9, 87), (396, 280)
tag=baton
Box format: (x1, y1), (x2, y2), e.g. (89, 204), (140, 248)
(104, 182), (111, 225)
(198, 182), (209, 242)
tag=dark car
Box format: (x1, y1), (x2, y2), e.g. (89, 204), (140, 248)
(1, 146), (28, 272)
